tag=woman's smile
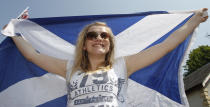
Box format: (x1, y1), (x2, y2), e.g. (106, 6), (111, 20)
(92, 42), (104, 48)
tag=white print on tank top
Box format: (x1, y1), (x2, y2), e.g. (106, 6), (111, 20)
(66, 58), (127, 107)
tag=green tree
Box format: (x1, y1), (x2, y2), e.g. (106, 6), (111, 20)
(184, 45), (210, 76)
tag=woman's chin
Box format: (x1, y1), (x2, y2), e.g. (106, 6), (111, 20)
(94, 51), (107, 55)
(90, 49), (108, 55)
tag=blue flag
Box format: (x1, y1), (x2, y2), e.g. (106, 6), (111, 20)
(0, 11), (193, 107)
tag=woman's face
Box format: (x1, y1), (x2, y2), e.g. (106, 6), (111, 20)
(84, 25), (110, 56)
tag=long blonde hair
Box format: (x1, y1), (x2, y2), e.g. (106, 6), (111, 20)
(71, 22), (115, 75)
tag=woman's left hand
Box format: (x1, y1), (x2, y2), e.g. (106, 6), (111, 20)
(194, 8), (208, 23)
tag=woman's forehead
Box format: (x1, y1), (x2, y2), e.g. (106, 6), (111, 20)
(88, 25), (109, 32)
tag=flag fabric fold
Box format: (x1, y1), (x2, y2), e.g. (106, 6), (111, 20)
(0, 11), (193, 107)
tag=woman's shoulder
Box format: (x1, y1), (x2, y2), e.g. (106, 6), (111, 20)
(66, 58), (75, 70)
(66, 58), (75, 80)
(113, 57), (127, 78)
(114, 57), (126, 67)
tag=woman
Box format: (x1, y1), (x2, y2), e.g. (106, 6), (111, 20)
(9, 8), (208, 106)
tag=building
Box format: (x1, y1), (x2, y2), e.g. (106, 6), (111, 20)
(184, 63), (210, 107)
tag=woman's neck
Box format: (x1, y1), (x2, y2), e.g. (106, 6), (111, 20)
(88, 54), (106, 71)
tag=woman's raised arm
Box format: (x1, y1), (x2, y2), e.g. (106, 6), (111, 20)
(12, 36), (68, 78)
(125, 8), (208, 77)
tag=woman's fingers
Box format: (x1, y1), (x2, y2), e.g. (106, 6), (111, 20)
(201, 8), (208, 22)
(196, 8), (209, 23)
(202, 10), (208, 17)
(202, 8), (208, 12)
(201, 16), (208, 22)
(2, 24), (8, 30)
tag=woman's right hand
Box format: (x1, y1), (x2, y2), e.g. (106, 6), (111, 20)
(2, 24), (8, 30)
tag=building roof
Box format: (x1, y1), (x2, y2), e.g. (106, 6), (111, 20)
(184, 63), (210, 91)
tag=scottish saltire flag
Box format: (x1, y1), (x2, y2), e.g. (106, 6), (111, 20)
(0, 11), (194, 107)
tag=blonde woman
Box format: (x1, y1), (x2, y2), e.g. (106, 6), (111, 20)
(8, 8), (208, 107)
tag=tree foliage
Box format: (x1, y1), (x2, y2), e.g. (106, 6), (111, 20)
(184, 45), (210, 76)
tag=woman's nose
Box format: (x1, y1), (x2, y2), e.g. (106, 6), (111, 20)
(96, 35), (103, 40)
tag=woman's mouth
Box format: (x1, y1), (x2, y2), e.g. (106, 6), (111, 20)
(92, 43), (104, 47)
